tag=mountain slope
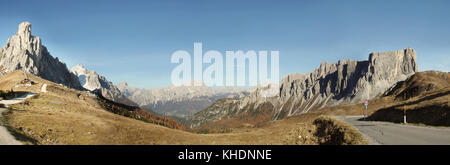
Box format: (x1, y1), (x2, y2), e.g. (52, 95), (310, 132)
(0, 71), (189, 144)
(0, 71), (337, 145)
(70, 64), (137, 106)
(368, 71), (450, 126)
(383, 70), (450, 100)
(0, 22), (81, 89)
(190, 48), (418, 128)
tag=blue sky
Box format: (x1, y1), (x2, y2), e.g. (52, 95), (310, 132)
(0, 0), (449, 89)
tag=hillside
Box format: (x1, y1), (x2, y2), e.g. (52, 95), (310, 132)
(190, 99), (276, 132)
(0, 71), (187, 144)
(95, 94), (186, 130)
(383, 71), (450, 100)
(368, 71), (450, 126)
(0, 71), (366, 145)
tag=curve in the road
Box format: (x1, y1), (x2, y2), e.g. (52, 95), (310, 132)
(337, 116), (450, 145)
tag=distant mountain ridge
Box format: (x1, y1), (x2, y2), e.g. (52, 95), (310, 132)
(117, 82), (252, 118)
(0, 22), (81, 89)
(190, 48), (418, 127)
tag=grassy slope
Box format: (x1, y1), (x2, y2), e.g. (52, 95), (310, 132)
(191, 102), (276, 133)
(1, 71), (323, 145)
(368, 71), (450, 126)
(313, 115), (367, 145)
(95, 94), (186, 130)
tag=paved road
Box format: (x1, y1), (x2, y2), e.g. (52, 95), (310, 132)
(336, 116), (450, 145)
(0, 92), (36, 145)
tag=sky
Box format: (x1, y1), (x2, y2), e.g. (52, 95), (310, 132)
(0, 0), (449, 89)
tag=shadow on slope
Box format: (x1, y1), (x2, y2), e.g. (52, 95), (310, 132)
(368, 71), (450, 126)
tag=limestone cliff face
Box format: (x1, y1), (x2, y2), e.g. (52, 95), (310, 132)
(189, 48), (418, 127)
(0, 22), (81, 89)
(71, 64), (138, 106)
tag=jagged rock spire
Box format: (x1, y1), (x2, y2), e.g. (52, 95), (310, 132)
(0, 22), (82, 89)
(17, 22), (32, 39)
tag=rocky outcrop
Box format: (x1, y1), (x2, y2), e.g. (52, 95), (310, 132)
(71, 64), (137, 106)
(0, 22), (81, 89)
(117, 82), (251, 118)
(190, 48), (418, 127)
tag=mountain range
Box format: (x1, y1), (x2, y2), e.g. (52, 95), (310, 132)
(117, 81), (251, 119)
(69, 62), (253, 119)
(189, 48), (418, 127)
(0, 22), (420, 128)
(70, 65), (252, 120)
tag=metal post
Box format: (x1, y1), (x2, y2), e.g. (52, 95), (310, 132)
(362, 103), (364, 120)
(364, 99), (368, 121)
(403, 107), (407, 124)
(403, 94), (407, 124)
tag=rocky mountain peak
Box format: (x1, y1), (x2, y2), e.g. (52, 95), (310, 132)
(71, 64), (87, 74)
(369, 47), (418, 77)
(0, 22), (81, 89)
(17, 22), (32, 40)
(70, 64), (137, 106)
(70, 64), (108, 91)
(118, 82), (128, 87)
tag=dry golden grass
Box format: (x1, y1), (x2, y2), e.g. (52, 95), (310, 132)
(313, 115), (368, 145)
(0, 71), (47, 92)
(366, 71), (450, 126)
(368, 88), (450, 126)
(312, 96), (394, 117)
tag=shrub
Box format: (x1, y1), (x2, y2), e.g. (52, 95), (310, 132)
(313, 115), (367, 145)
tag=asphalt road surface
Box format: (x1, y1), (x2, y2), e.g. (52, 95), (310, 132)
(337, 116), (450, 145)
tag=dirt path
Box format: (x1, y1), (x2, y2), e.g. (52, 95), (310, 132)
(337, 116), (450, 145)
(0, 92), (36, 145)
